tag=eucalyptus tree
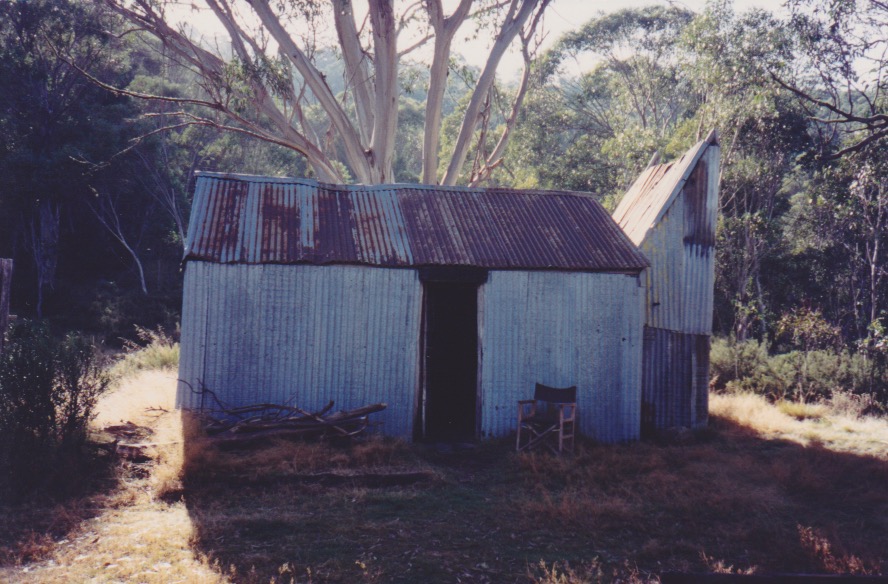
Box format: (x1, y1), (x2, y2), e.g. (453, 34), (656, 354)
(778, 0), (887, 159)
(680, 2), (812, 340)
(100, 0), (552, 185)
(768, 0), (888, 350)
(508, 5), (695, 195)
(0, 0), (135, 317)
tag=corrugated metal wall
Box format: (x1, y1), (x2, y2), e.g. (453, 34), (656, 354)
(178, 262), (423, 437)
(637, 142), (719, 431)
(479, 271), (644, 442)
(641, 327), (709, 431)
(639, 156), (717, 336)
(179, 263), (647, 442)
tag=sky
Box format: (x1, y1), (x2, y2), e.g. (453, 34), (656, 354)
(172, 0), (788, 78)
(464, 0), (788, 76)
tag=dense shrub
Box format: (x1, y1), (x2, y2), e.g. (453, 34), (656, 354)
(0, 321), (109, 501)
(51, 280), (182, 347)
(710, 337), (784, 395)
(711, 337), (888, 411)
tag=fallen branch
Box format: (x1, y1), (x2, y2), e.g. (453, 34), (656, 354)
(185, 383), (387, 447)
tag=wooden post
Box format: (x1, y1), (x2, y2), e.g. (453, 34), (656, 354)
(0, 259), (11, 354)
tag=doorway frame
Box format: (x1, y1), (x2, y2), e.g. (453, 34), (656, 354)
(414, 267), (487, 442)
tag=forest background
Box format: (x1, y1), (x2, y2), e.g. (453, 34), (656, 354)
(0, 0), (886, 408)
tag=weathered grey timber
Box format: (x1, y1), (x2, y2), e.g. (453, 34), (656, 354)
(0, 259), (11, 354)
(614, 133), (721, 432)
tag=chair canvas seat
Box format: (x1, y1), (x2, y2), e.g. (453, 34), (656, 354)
(516, 383), (577, 454)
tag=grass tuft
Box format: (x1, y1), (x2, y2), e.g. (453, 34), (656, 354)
(110, 326), (179, 379)
(777, 400), (828, 421)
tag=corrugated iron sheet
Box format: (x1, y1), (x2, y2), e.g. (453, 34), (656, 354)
(177, 263), (423, 437)
(618, 141), (719, 335)
(613, 137), (714, 246)
(184, 175), (649, 272)
(641, 326), (709, 432)
(639, 201), (716, 335)
(178, 262), (646, 443)
(615, 139), (719, 433)
(479, 270), (644, 442)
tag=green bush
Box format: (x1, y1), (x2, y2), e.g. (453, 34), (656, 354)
(711, 336), (888, 410)
(0, 321), (110, 501)
(110, 325), (179, 379)
(710, 337), (786, 396)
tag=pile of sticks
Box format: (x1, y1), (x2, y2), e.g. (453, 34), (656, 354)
(182, 381), (387, 448)
(199, 399), (387, 449)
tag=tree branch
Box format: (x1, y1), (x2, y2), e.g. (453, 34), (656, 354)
(442, 0), (548, 185)
(247, 0), (371, 182)
(332, 0), (376, 144)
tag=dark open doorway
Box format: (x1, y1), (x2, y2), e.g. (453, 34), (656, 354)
(421, 278), (480, 443)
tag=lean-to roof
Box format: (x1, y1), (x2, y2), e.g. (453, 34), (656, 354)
(612, 132), (719, 246)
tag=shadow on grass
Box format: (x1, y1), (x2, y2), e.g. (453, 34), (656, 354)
(181, 417), (888, 583)
(0, 449), (124, 566)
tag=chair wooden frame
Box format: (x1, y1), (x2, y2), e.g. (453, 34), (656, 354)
(516, 383), (577, 454)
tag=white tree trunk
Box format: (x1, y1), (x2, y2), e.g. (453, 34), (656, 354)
(104, 0), (552, 186)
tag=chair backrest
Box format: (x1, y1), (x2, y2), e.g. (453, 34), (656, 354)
(534, 383), (577, 404)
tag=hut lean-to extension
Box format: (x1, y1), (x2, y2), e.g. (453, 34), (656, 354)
(613, 131), (720, 433)
(177, 135), (719, 443)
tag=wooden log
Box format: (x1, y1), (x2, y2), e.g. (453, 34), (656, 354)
(325, 403), (387, 420)
(209, 417), (369, 449)
(0, 259), (11, 354)
(290, 403), (385, 436)
(200, 402), (387, 446)
(224, 401), (335, 418)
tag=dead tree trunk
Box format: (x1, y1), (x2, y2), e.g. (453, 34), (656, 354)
(0, 259), (12, 354)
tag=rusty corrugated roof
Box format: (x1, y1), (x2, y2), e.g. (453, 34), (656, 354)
(184, 175), (649, 272)
(612, 134), (718, 246)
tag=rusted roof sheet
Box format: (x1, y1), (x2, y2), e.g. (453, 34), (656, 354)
(612, 134), (718, 246)
(184, 175), (649, 272)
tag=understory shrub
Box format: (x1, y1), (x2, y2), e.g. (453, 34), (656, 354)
(110, 325), (179, 379)
(710, 337), (782, 394)
(0, 321), (110, 501)
(711, 337), (888, 412)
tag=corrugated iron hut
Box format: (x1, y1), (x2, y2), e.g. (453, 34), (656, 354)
(177, 136), (719, 443)
(613, 133), (720, 433)
(178, 177), (651, 443)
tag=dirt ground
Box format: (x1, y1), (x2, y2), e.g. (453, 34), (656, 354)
(2, 375), (888, 583)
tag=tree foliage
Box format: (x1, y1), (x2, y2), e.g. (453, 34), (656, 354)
(100, 0), (552, 185)
(779, 0), (888, 158)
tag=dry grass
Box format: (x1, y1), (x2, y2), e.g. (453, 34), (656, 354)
(711, 392), (888, 460)
(3, 380), (888, 583)
(93, 369), (177, 428)
(0, 371), (223, 584)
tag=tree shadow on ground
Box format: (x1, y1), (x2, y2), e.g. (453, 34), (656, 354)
(182, 416), (888, 583)
(0, 450), (124, 566)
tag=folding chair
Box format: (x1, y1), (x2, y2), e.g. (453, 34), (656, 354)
(516, 383), (577, 454)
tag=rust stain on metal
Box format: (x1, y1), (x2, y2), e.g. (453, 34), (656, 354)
(185, 174), (649, 272)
